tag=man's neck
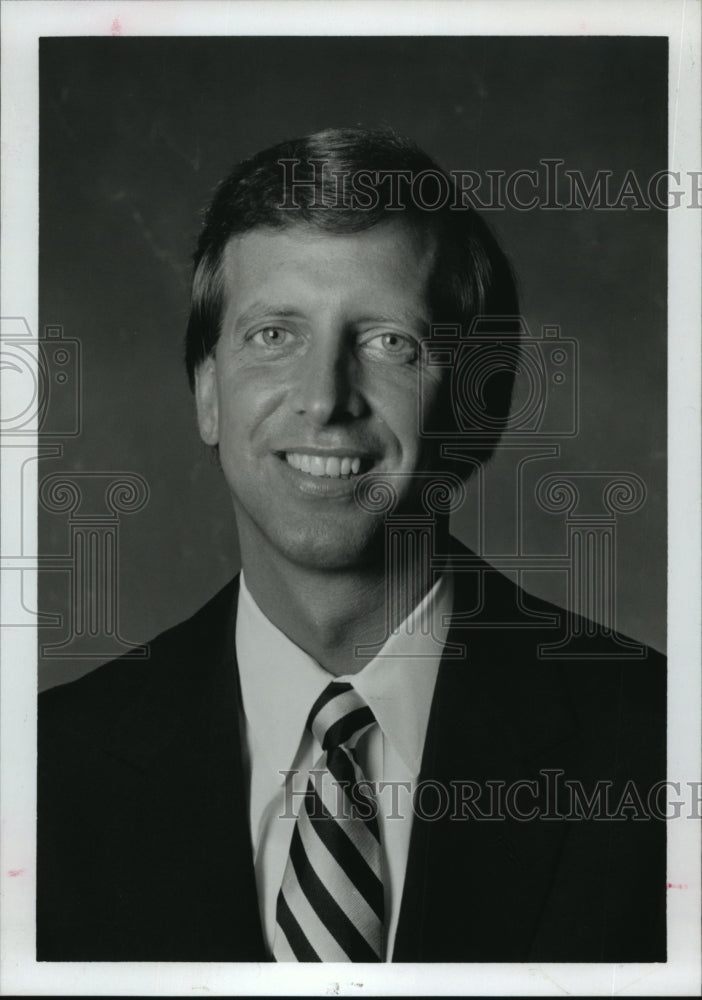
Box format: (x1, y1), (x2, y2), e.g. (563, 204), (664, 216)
(239, 535), (446, 677)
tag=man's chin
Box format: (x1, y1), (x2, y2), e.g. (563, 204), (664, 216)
(241, 514), (388, 574)
(291, 525), (387, 572)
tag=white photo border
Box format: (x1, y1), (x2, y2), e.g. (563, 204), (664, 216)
(1, 1), (700, 995)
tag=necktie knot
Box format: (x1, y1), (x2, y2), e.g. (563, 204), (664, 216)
(306, 680), (376, 753)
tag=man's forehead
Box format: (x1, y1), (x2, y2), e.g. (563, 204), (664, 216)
(221, 218), (437, 270)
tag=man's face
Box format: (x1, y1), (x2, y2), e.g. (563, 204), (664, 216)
(195, 220), (447, 572)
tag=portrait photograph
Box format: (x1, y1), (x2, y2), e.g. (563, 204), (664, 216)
(1, 1), (700, 996)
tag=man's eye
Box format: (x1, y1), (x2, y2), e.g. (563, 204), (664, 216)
(363, 332), (417, 362)
(251, 327), (291, 347)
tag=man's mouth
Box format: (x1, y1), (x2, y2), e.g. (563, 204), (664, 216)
(282, 452), (367, 479)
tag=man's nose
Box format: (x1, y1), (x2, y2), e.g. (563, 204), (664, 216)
(290, 340), (366, 425)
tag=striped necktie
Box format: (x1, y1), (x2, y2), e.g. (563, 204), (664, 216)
(273, 681), (385, 962)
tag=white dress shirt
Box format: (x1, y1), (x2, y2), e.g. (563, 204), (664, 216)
(235, 570), (454, 961)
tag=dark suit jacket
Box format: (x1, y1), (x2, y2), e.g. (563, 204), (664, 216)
(37, 547), (666, 962)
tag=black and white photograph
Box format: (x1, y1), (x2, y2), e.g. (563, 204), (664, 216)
(1, 1), (700, 995)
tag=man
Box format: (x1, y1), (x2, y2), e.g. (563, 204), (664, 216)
(38, 127), (665, 963)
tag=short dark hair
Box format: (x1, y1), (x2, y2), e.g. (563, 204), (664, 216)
(185, 126), (520, 462)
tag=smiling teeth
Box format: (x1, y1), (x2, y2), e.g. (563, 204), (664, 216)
(285, 453), (363, 477)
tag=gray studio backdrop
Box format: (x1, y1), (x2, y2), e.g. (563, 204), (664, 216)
(38, 36), (667, 690)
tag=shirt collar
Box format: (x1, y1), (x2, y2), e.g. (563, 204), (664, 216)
(347, 572), (453, 775)
(236, 570), (453, 782)
(236, 575), (330, 785)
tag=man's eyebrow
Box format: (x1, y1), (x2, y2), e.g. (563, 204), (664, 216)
(355, 310), (430, 331)
(233, 303), (306, 328)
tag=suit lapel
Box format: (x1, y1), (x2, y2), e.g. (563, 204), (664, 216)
(394, 557), (578, 961)
(179, 585), (267, 960)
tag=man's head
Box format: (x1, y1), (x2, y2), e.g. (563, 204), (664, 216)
(187, 127), (519, 572)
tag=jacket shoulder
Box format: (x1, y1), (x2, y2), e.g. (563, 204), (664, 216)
(39, 576), (240, 745)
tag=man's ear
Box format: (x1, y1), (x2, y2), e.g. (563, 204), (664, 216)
(194, 355), (219, 446)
